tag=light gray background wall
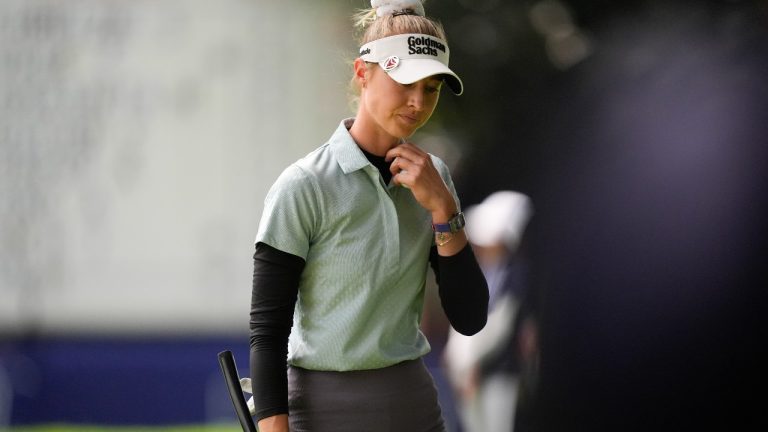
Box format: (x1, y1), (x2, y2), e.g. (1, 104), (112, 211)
(1, 0), (354, 335)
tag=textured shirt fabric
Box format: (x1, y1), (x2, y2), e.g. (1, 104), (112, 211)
(255, 118), (461, 371)
(249, 241), (489, 421)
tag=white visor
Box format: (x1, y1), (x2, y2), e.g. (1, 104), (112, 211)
(359, 33), (463, 95)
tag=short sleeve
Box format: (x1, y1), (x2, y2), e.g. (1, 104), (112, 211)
(255, 164), (320, 259)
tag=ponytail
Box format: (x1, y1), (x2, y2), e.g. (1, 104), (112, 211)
(352, 1), (444, 45)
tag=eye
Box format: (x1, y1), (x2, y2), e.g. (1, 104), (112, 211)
(426, 86), (441, 94)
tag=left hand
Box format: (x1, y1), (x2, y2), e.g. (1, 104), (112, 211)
(386, 142), (456, 218)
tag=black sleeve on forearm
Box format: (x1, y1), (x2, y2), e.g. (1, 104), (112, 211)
(429, 244), (489, 335)
(249, 242), (304, 422)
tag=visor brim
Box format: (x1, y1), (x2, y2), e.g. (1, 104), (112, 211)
(382, 58), (464, 95)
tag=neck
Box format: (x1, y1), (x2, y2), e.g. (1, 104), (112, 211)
(348, 111), (402, 157)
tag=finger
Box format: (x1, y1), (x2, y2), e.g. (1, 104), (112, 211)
(390, 156), (422, 180)
(389, 156), (401, 176)
(385, 142), (425, 162)
(396, 147), (431, 172)
(388, 143), (425, 162)
(392, 169), (414, 189)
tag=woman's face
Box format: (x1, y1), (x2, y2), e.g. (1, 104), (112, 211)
(360, 64), (442, 139)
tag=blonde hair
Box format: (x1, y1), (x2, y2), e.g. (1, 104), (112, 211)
(347, 2), (447, 109)
(353, 6), (446, 45)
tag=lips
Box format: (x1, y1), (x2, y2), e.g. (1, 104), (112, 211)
(398, 113), (420, 125)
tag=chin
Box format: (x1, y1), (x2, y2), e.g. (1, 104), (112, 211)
(387, 117), (421, 139)
(391, 125), (418, 139)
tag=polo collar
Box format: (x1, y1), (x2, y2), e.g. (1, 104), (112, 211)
(330, 118), (372, 174)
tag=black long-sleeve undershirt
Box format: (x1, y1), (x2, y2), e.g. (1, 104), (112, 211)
(248, 243), (303, 422)
(428, 245), (490, 335)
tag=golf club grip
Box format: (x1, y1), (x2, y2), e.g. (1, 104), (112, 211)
(218, 350), (258, 432)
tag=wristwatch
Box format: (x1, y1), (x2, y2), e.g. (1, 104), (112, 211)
(432, 212), (465, 233)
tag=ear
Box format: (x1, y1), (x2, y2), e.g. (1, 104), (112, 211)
(353, 58), (369, 87)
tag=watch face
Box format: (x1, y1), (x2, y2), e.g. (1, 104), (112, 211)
(449, 212), (465, 232)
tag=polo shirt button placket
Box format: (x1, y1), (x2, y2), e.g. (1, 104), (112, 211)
(367, 168), (401, 272)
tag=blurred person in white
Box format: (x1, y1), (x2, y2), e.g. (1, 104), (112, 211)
(248, 1), (489, 431)
(444, 190), (535, 432)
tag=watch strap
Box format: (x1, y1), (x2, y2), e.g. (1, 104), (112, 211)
(432, 212), (465, 233)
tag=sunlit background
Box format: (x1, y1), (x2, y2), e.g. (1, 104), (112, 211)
(2, 0), (766, 431)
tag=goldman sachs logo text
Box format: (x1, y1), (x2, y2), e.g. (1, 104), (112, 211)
(407, 36), (446, 56)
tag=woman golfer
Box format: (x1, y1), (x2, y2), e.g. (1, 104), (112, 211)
(249, 1), (489, 430)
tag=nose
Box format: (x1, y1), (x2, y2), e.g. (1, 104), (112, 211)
(407, 86), (424, 111)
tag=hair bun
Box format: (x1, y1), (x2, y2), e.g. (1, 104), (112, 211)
(371, 0), (425, 17)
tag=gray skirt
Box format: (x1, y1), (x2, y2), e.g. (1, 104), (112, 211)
(287, 358), (447, 432)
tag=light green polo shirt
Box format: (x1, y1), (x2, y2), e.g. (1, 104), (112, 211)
(255, 118), (460, 371)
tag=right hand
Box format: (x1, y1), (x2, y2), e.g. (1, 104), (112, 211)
(258, 414), (289, 432)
